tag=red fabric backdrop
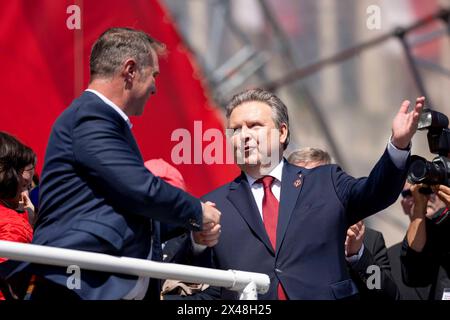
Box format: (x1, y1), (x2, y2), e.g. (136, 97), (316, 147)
(0, 0), (239, 197)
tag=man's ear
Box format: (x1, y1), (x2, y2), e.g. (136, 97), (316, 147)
(122, 59), (137, 83)
(279, 123), (288, 145)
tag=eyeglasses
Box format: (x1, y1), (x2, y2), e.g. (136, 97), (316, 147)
(401, 189), (412, 198)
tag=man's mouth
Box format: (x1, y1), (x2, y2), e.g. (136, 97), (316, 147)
(244, 145), (256, 152)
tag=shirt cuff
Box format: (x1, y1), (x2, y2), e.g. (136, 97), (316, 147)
(387, 136), (410, 170)
(190, 231), (207, 255)
(346, 243), (365, 264)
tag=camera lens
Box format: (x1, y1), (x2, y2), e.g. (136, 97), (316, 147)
(408, 155), (450, 186)
(408, 158), (428, 183)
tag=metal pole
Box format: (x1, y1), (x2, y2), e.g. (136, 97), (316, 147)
(239, 281), (258, 300)
(0, 240), (270, 297)
(395, 27), (431, 105)
(257, 0), (346, 167)
(261, 8), (450, 91)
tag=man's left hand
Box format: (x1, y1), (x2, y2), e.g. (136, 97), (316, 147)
(391, 96), (425, 149)
(345, 221), (365, 257)
(193, 223), (221, 247)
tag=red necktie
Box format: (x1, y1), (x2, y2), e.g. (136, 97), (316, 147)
(258, 175), (287, 300)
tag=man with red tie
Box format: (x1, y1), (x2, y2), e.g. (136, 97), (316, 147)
(196, 88), (424, 299)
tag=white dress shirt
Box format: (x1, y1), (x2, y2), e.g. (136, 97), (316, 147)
(245, 160), (284, 220)
(85, 89), (151, 300)
(85, 89), (133, 129)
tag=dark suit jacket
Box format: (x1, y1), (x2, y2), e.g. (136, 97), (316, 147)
(387, 242), (430, 300)
(201, 151), (407, 299)
(348, 228), (400, 300)
(400, 218), (450, 300)
(10, 91), (203, 300)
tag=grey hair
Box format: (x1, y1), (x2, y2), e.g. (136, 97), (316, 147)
(287, 147), (332, 166)
(89, 27), (166, 79)
(226, 88), (290, 150)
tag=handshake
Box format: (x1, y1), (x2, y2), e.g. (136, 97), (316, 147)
(193, 201), (222, 247)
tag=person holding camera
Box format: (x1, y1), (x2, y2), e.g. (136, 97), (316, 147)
(400, 183), (450, 300)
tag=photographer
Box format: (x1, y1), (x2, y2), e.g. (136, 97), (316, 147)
(400, 183), (450, 300)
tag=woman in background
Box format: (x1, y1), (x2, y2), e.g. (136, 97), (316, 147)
(0, 131), (36, 299)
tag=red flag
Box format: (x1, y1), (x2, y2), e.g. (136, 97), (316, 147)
(0, 0), (239, 197)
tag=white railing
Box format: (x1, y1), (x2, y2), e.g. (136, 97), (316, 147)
(0, 240), (269, 300)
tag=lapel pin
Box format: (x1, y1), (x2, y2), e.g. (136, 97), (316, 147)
(293, 174), (302, 188)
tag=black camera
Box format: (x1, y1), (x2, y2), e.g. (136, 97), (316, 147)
(407, 109), (450, 190)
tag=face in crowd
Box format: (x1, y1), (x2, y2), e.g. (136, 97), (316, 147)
(400, 181), (446, 219)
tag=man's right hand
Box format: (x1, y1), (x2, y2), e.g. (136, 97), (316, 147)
(345, 221), (365, 257)
(391, 97), (425, 149)
(193, 201), (221, 247)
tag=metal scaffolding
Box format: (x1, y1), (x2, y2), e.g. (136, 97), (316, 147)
(163, 0), (450, 243)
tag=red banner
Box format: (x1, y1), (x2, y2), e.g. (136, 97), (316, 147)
(0, 0), (239, 197)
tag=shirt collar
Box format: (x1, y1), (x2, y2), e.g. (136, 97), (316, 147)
(85, 89), (133, 129)
(245, 159), (285, 186)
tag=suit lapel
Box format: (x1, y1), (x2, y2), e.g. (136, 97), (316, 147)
(276, 161), (305, 253)
(227, 173), (275, 255)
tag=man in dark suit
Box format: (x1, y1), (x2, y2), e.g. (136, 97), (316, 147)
(196, 88), (424, 299)
(288, 147), (400, 300)
(11, 27), (221, 300)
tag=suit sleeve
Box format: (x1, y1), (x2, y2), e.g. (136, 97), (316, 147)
(350, 231), (400, 300)
(400, 227), (439, 287)
(160, 223), (189, 244)
(72, 108), (202, 231)
(333, 148), (408, 225)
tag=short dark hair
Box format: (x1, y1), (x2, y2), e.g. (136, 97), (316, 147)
(89, 27), (166, 79)
(0, 132), (36, 199)
(226, 88), (290, 150)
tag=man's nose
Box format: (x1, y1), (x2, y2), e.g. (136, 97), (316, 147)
(240, 126), (253, 141)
